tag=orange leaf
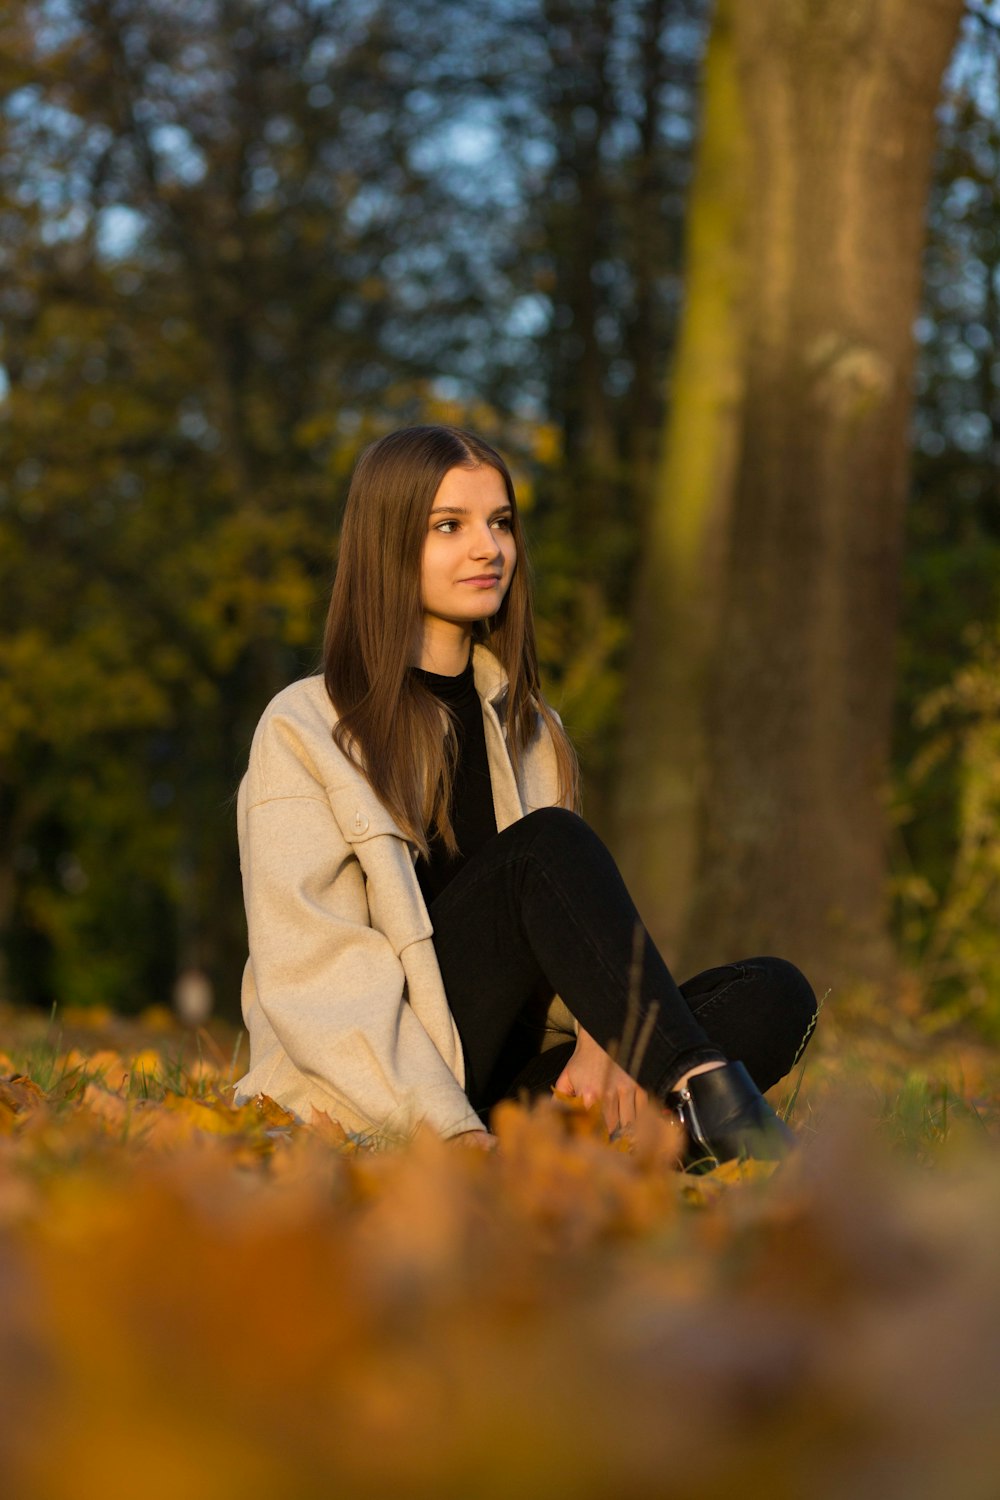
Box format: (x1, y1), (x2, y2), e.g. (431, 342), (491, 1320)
(308, 1107), (354, 1148)
(253, 1093), (298, 1130)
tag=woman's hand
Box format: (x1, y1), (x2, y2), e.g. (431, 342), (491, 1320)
(449, 1129), (497, 1150)
(553, 1025), (649, 1136)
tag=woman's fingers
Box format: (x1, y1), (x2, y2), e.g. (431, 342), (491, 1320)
(554, 1071), (594, 1106)
(602, 1086), (628, 1135)
(554, 1053), (645, 1136)
(615, 1086), (635, 1134)
(451, 1130), (497, 1150)
(617, 1082), (653, 1136)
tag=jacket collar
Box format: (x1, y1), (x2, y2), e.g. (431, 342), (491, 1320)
(333, 644), (523, 848)
(471, 643), (509, 708)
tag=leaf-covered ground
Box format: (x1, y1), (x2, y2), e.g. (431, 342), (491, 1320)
(1, 999), (998, 1500)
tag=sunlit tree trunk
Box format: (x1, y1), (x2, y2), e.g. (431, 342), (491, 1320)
(616, 0), (748, 956)
(619, 0), (964, 990)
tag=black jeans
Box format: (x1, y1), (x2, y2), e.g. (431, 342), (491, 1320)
(428, 808), (818, 1120)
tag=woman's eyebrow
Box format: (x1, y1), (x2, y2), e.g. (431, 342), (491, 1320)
(428, 505), (513, 516)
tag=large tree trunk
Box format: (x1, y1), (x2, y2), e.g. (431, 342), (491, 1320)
(619, 0), (964, 991)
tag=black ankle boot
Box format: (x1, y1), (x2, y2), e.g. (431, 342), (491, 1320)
(663, 1061), (794, 1171)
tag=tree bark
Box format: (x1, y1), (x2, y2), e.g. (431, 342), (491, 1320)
(619, 0), (964, 991)
(616, 0), (748, 956)
(684, 0), (965, 987)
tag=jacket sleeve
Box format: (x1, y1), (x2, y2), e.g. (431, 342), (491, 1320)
(238, 718), (483, 1140)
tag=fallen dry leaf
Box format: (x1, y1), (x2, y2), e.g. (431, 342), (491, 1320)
(0, 1003), (995, 1500)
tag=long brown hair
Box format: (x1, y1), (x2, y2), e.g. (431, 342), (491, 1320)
(323, 425), (579, 856)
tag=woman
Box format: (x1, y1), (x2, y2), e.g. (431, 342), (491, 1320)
(234, 425), (817, 1164)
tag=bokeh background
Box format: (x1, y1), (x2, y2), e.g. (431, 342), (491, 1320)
(2, 0), (999, 1043)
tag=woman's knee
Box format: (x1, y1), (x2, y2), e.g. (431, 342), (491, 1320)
(516, 806), (601, 855)
(752, 956), (819, 1034)
(520, 805), (586, 833)
(518, 806), (623, 881)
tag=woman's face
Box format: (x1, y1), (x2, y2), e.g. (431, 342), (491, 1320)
(419, 464), (517, 634)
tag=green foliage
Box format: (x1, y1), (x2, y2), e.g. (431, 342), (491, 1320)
(0, 0), (526, 1011)
(1, 0), (707, 1010)
(893, 18), (1000, 1032)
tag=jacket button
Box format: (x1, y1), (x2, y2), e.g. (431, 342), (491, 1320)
(353, 810), (369, 833)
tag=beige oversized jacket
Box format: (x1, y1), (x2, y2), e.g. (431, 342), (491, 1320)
(234, 643), (571, 1139)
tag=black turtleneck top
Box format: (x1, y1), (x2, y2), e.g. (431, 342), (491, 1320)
(410, 657), (498, 907)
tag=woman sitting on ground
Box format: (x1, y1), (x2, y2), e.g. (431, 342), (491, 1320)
(234, 425), (818, 1164)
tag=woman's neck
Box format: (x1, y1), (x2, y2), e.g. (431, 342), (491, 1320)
(416, 622), (473, 675)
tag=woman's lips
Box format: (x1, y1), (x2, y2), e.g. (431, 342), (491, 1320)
(460, 576), (501, 588)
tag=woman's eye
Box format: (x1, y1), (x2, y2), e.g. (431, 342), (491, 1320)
(433, 516), (511, 534)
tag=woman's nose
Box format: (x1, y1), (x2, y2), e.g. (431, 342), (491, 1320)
(470, 523), (501, 558)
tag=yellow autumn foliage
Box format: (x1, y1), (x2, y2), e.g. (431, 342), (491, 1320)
(0, 1003), (997, 1499)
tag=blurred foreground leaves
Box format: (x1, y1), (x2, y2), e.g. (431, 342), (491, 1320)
(0, 1006), (998, 1499)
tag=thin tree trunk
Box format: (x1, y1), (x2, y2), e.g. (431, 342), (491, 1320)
(616, 0), (748, 958)
(627, 0), (670, 504)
